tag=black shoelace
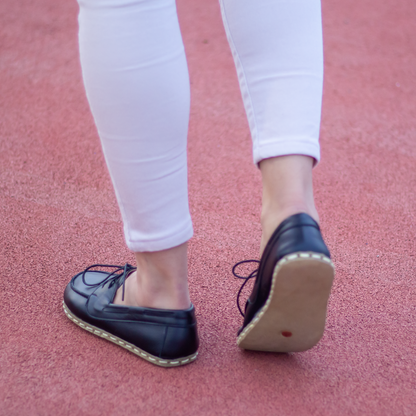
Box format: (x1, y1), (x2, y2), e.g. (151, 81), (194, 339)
(81, 263), (137, 302)
(232, 259), (260, 317)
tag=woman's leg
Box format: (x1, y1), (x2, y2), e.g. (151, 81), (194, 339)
(259, 155), (318, 252)
(78, 0), (192, 309)
(219, 0), (324, 251)
(220, 0), (333, 353)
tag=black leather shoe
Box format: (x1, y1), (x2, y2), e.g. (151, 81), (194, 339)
(63, 264), (199, 367)
(234, 213), (334, 352)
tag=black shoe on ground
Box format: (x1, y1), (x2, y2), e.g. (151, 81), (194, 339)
(234, 213), (335, 352)
(63, 264), (199, 367)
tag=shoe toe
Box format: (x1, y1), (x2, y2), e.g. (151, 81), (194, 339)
(63, 271), (109, 320)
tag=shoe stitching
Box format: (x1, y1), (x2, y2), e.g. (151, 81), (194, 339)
(63, 302), (198, 367)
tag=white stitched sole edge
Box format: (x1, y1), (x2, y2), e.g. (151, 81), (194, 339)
(62, 302), (198, 368)
(237, 252), (335, 348)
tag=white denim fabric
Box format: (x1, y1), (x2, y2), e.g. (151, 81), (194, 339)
(77, 0), (324, 252)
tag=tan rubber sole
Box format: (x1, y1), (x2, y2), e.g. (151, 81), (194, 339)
(62, 302), (198, 368)
(237, 252), (335, 352)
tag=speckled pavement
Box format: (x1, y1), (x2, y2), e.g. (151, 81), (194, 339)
(1, 0), (415, 415)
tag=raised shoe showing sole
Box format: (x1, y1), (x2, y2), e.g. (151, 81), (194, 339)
(237, 252), (334, 352)
(235, 213), (335, 352)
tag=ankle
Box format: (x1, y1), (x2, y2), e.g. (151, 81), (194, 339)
(135, 270), (190, 309)
(113, 243), (191, 310)
(114, 269), (191, 310)
(259, 155), (319, 255)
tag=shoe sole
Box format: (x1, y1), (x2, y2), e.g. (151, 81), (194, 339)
(237, 252), (335, 352)
(62, 302), (198, 368)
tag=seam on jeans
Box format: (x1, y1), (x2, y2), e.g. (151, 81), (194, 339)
(218, 0), (260, 161)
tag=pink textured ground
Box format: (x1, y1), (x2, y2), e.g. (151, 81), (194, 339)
(1, 0), (415, 415)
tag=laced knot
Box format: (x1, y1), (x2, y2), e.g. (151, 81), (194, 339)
(232, 259), (260, 317)
(81, 263), (136, 302)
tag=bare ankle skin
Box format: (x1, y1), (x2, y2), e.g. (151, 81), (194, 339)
(259, 155), (319, 255)
(113, 242), (191, 310)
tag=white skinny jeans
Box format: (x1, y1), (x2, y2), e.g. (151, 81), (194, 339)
(77, 0), (324, 252)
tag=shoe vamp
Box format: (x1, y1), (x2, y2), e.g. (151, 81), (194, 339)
(72, 271), (111, 296)
(64, 271), (114, 320)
